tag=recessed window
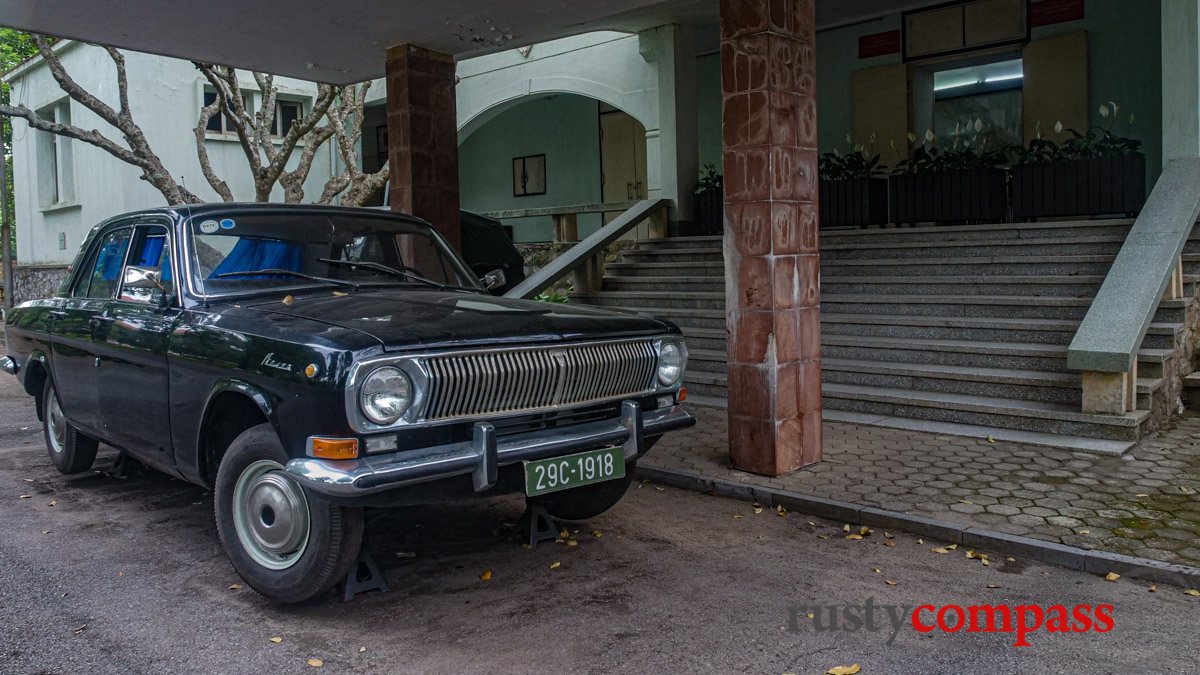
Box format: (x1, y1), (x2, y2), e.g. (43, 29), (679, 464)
(203, 91), (251, 133)
(272, 101), (303, 137)
(36, 100), (74, 206)
(513, 154), (546, 197)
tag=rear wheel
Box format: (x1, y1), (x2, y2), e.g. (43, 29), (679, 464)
(41, 379), (98, 475)
(214, 424), (362, 603)
(532, 461), (635, 521)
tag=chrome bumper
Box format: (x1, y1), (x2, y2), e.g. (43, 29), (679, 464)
(0, 356), (17, 376)
(286, 401), (696, 498)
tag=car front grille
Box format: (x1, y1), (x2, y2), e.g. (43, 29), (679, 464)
(422, 339), (658, 421)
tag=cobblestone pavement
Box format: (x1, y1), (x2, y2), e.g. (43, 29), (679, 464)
(649, 404), (1200, 566)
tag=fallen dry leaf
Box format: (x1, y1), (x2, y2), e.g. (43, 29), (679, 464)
(930, 547), (950, 554)
(269, 637), (282, 643)
(946, 544), (958, 550)
(73, 624), (86, 635)
(566, 540), (578, 547)
(987, 584), (1002, 589)
(549, 562), (561, 569)
(479, 570), (492, 581)
(40, 530), (50, 535)
(860, 526), (871, 535)
(846, 534), (863, 541)
(808, 522), (816, 526)
(873, 568), (881, 573)
(1135, 494), (1149, 498)
(986, 435), (995, 443)
(1148, 586), (1157, 592)
(966, 550), (975, 559)
(521, 543), (532, 550)
(332, 291), (348, 297)
(843, 524), (851, 533)
(228, 584), (242, 590)
(959, 500), (974, 505)
(884, 532), (894, 539)
(1184, 589), (1200, 596)
(826, 665), (861, 675)
(360, 647), (367, 653)
(591, 530), (603, 537)
(918, 539), (924, 544)
(1006, 557), (1016, 562)
(1104, 572), (1121, 582)
(22, 478), (33, 483)
(48, 500), (57, 507)
(817, 535), (828, 540)
(885, 580), (898, 586)
(1079, 530), (1090, 534)
(560, 529), (570, 539)
(18, 495), (31, 499)
(885, 541), (896, 547)
(753, 507), (763, 514)
(981, 559), (990, 566)
(307, 659), (323, 668)
(395, 551), (416, 559)
(282, 295), (294, 306)
(733, 515), (744, 519)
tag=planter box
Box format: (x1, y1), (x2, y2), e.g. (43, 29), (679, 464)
(684, 188), (723, 236)
(819, 177), (889, 228)
(1011, 156), (1146, 219)
(889, 169), (1008, 225)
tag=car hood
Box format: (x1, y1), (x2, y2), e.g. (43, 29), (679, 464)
(242, 288), (674, 351)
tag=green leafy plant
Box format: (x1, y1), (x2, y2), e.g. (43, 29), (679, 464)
(1016, 102), (1142, 164)
(534, 287), (571, 303)
(819, 134), (887, 181)
(891, 127), (1008, 174)
(695, 162), (723, 194)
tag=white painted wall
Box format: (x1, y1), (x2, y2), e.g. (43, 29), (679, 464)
(5, 41), (337, 265)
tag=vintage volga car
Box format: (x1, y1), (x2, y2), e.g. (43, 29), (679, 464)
(1, 204), (695, 603)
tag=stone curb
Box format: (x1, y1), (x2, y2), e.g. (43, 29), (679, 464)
(636, 464), (1200, 590)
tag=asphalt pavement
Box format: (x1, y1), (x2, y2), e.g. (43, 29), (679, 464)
(1, 373), (1198, 674)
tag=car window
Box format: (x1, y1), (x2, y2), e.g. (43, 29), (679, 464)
(79, 228), (132, 300)
(119, 225), (173, 303)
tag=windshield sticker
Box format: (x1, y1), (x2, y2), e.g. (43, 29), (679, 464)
(219, 218), (237, 230)
(199, 220), (220, 234)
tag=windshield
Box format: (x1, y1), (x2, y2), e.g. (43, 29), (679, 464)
(186, 212), (481, 297)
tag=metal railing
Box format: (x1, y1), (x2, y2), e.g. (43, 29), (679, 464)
(1066, 158), (1200, 414)
(503, 199), (669, 299)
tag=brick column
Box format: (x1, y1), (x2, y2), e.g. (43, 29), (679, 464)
(386, 45), (462, 251)
(721, 0), (821, 474)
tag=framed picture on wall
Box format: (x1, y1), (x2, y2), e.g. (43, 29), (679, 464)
(513, 154), (546, 197)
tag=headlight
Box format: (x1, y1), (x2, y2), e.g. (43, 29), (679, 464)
(359, 366), (412, 425)
(657, 341), (684, 387)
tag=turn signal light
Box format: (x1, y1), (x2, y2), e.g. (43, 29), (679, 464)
(678, 388), (688, 402)
(309, 437), (359, 460)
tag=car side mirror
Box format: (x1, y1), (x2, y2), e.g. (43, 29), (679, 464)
(123, 266), (163, 291)
(482, 269), (506, 291)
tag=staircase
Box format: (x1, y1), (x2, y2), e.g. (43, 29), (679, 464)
(571, 220), (1200, 453)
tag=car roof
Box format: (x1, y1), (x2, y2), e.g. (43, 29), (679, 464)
(101, 202), (434, 228)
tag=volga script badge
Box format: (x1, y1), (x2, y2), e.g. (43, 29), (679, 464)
(261, 353), (291, 372)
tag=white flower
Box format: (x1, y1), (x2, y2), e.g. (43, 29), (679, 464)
(925, 129), (935, 142)
(974, 118), (984, 132)
(869, 132), (876, 144)
(1108, 101), (1119, 117)
(907, 132), (917, 143)
(1099, 104), (1110, 118)
(1054, 120), (1063, 134)
(1129, 113), (1136, 125)
(846, 133), (854, 145)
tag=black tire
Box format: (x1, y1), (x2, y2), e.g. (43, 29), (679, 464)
(214, 423), (363, 604)
(532, 460), (635, 521)
(41, 378), (98, 475)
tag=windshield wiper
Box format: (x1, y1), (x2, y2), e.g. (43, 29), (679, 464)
(319, 258), (477, 292)
(212, 268), (359, 290)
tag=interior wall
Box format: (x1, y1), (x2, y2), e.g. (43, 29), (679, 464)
(457, 94), (603, 243)
(813, 0), (1163, 188)
(695, 52), (723, 173)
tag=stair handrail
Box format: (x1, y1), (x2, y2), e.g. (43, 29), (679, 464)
(1067, 158), (1200, 413)
(504, 198), (669, 300)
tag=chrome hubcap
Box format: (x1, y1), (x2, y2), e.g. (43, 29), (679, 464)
(232, 460), (310, 570)
(47, 391), (66, 454)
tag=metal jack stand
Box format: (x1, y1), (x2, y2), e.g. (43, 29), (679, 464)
(342, 545), (389, 602)
(518, 501), (559, 548)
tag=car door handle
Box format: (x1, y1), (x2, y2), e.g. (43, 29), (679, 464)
(89, 316), (115, 328)
(47, 310), (68, 320)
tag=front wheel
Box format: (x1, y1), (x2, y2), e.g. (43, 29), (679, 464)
(214, 424), (363, 603)
(41, 378), (98, 475)
(531, 461), (636, 521)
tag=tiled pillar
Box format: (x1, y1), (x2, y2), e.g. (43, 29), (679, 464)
(386, 45), (462, 251)
(721, 0), (821, 474)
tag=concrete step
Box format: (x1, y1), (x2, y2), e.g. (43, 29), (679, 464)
(819, 295), (1190, 323)
(820, 255), (1118, 277)
(605, 261), (725, 278)
(819, 219), (1135, 244)
(634, 235), (723, 249)
(821, 382), (1148, 442)
(619, 248), (725, 263)
(682, 370), (727, 398)
(603, 276), (727, 292)
(572, 290), (725, 311)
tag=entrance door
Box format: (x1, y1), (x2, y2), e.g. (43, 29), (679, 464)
(600, 106), (648, 235)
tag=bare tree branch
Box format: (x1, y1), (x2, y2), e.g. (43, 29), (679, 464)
(193, 98), (234, 202)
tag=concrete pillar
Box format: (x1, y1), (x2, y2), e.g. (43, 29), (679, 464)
(386, 45), (462, 250)
(721, 0), (822, 475)
(1162, 0), (1200, 164)
(641, 25), (699, 225)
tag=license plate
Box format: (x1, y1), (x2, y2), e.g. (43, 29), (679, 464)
(524, 447), (625, 497)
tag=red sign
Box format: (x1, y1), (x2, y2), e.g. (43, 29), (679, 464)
(1031, 0), (1085, 27)
(858, 30), (902, 59)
